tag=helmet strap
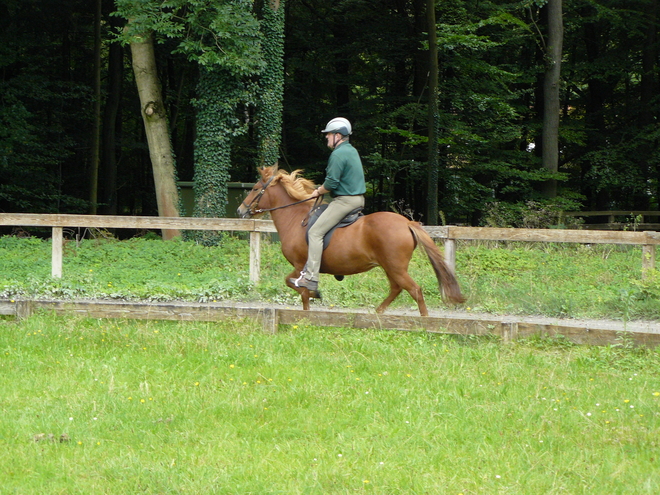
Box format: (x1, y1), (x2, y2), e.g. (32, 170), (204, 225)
(332, 133), (347, 149)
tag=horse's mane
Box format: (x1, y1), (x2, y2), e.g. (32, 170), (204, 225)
(260, 166), (316, 201)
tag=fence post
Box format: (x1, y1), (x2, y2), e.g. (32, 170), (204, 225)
(642, 244), (656, 279)
(52, 227), (63, 278)
(15, 300), (34, 319)
(444, 238), (457, 275)
(260, 307), (278, 334)
(249, 231), (261, 283)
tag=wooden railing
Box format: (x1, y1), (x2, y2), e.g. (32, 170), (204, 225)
(1, 213), (659, 281)
(426, 226), (659, 278)
(563, 210), (660, 231)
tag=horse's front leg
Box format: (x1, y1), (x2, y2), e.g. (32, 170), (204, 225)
(285, 271), (311, 310)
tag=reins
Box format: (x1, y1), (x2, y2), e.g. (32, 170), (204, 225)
(253, 195), (319, 214)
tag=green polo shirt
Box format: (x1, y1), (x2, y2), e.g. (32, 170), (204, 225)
(322, 141), (366, 197)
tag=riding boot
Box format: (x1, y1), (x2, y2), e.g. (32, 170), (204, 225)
(289, 272), (321, 299)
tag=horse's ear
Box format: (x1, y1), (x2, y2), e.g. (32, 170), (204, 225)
(261, 162), (278, 181)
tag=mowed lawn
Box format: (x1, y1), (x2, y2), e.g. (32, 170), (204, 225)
(1, 314), (659, 494)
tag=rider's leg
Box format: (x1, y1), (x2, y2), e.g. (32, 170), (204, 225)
(304, 195), (365, 283)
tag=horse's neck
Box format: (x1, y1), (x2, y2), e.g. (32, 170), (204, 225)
(265, 185), (312, 241)
(270, 204), (309, 237)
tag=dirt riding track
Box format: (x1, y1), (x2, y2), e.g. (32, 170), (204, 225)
(2, 299), (659, 347)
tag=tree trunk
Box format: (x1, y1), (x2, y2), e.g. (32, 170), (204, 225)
(89, 0), (102, 213)
(426, 0), (439, 225)
(128, 27), (180, 239)
(640, 0), (657, 128)
(541, 0), (563, 198)
(101, 19), (124, 216)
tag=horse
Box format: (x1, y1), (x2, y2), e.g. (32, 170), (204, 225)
(237, 165), (465, 316)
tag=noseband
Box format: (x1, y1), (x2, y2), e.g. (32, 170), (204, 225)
(240, 175), (275, 216)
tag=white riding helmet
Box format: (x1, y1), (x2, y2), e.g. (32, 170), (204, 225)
(322, 117), (352, 136)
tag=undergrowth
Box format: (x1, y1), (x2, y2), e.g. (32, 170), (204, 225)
(0, 235), (658, 321)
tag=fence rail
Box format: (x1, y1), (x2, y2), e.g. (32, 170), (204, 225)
(1, 213), (658, 281)
(563, 210), (660, 231)
(2, 298), (659, 347)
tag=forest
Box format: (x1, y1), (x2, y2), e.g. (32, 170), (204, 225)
(1, 0), (659, 229)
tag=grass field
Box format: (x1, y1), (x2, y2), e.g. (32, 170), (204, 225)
(2, 314), (660, 494)
(0, 234), (659, 321)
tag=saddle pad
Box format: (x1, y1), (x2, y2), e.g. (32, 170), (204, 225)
(304, 204), (364, 250)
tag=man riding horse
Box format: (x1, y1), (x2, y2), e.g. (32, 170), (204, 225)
(289, 117), (366, 298)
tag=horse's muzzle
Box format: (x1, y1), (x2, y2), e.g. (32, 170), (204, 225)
(237, 205), (251, 219)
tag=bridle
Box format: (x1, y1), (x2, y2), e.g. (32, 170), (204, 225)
(240, 174), (320, 216)
(240, 175), (275, 215)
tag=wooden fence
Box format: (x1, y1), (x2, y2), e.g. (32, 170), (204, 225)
(563, 210), (660, 231)
(1, 213), (659, 281)
(2, 299), (659, 347)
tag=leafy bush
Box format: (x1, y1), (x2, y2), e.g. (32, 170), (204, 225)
(482, 198), (584, 229)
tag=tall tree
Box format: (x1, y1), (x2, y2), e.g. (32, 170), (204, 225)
(191, 68), (255, 244)
(89, 0), (102, 214)
(115, 0), (263, 242)
(426, 0), (439, 224)
(128, 26), (181, 239)
(541, 0), (563, 198)
(177, 0), (263, 244)
(100, 14), (124, 216)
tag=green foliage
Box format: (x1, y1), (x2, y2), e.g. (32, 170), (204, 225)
(189, 69), (258, 245)
(0, 1), (92, 213)
(4, 0), (660, 221)
(114, 0), (269, 234)
(482, 198), (584, 229)
(631, 270), (660, 301)
(114, 0), (264, 76)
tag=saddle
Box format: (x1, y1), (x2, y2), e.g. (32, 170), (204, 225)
(304, 204), (364, 250)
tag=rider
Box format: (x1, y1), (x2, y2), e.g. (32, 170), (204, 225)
(289, 117), (366, 298)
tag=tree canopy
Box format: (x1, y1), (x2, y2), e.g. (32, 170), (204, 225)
(1, 0), (659, 228)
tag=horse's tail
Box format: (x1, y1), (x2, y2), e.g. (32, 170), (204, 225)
(408, 222), (466, 304)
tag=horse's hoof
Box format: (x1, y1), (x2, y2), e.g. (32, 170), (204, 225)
(308, 289), (322, 299)
(334, 275), (344, 281)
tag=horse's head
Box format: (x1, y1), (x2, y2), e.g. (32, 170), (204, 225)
(237, 166), (278, 218)
(237, 165), (317, 218)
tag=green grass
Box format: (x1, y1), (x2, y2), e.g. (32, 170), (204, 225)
(0, 235), (658, 320)
(1, 314), (660, 494)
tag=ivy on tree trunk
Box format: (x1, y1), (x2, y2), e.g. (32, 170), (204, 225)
(190, 68), (255, 245)
(256, 0), (285, 169)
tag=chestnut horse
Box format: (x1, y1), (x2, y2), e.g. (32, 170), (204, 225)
(237, 166), (465, 316)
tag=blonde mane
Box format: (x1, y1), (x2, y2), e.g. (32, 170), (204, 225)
(259, 166), (316, 201)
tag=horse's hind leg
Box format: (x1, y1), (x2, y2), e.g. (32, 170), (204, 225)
(376, 277), (402, 314)
(378, 270), (428, 316)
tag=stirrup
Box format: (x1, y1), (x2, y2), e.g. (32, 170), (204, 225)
(293, 271), (307, 287)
